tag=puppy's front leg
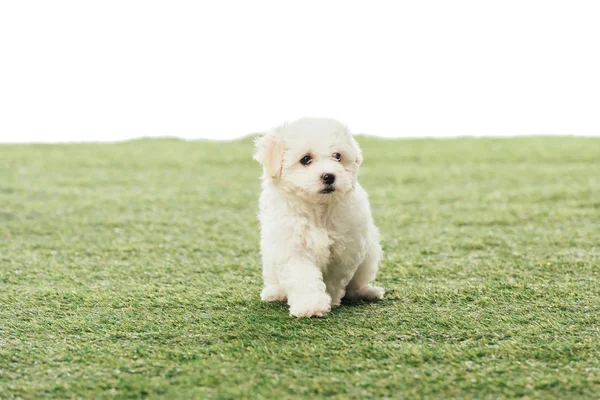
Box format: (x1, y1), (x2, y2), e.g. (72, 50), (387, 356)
(279, 258), (331, 318)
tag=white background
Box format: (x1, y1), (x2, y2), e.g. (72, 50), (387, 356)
(1, 0), (599, 143)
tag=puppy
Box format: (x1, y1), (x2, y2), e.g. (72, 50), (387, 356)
(253, 118), (384, 317)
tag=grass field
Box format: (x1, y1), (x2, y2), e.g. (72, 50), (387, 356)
(1, 136), (599, 399)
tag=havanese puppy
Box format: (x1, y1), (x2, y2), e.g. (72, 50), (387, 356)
(253, 117), (384, 317)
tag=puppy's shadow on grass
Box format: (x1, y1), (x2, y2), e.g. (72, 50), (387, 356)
(340, 289), (399, 308)
(255, 289), (398, 319)
(250, 293), (394, 320)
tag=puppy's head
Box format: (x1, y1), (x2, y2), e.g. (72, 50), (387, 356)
(254, 118), (363, 203)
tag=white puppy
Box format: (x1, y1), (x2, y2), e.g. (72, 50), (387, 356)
(254, 117), (384, 318)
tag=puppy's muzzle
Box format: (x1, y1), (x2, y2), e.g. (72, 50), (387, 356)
(321, 173), (336, 193)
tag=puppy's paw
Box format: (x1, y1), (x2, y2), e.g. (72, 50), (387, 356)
(289, 292), (332, 318)
(330, 288), (346, 307)
(346, 285), (385, 301)
(260, 285), (287, 302)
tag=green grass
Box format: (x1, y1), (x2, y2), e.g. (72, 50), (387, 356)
(1, 136), (599, 399)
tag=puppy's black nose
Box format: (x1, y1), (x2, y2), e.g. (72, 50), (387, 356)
(322, 173), (335, 185)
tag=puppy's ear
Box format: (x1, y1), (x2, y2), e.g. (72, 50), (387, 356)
(350, 136), (363, 166)
(253, 130), (284, 179)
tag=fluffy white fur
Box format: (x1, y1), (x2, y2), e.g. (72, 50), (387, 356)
(254, 117), (384, 318)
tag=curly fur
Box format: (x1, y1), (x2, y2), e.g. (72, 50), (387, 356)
(254, 117), (384, 317)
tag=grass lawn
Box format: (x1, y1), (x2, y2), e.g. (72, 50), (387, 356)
(1, 136), (599, 399)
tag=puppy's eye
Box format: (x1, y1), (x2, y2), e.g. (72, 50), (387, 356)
(333, 152), (341, 161)
(300, 155), (312, 165)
